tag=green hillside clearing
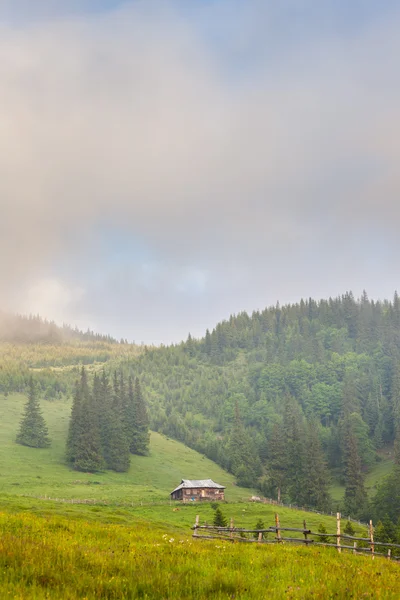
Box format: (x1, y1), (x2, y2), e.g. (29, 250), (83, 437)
(0, 394), (253, 502)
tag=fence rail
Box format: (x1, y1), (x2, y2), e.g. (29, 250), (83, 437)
(192, 513), (400, 562)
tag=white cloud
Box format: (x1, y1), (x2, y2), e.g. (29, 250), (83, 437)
(20, 278), (85, 325)
(0, 1), (400, 340)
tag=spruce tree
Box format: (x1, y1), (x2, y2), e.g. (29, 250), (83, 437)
(16, 377), (51, 448)
(226, 402), (261, 487)
(268, 423), (287, 502)
(107, 370), (130, 472)
(283, 396), (307, 505)
(343, 521), (355, 536)
(97, 370), (130, 472)
(303, 421), (331, 512)
(65, 378), (83, 463)
(67, 368), (104, 472)
(127, 377), (150, 455)
(343, 420), (368, 519)
(213, 507), (227, 528)
(254, 518), (265, 539)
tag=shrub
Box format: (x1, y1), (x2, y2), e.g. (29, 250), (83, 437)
(254, 518), (266, 540)
(343, 521), (355, 537)
(213, 507), (228, 528)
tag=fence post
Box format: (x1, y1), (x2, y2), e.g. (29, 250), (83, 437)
(336, 513), (341, 554)
(194, 515), (199, 537)
(353, 541), (357, 555)
(369, 520), (374, 560)
(275, 513), (282, 543)
(303, 520), (308, 546)
(258, 531), (263, 543)
(230, 518), (234, 540)
(387, 548), (391, 560)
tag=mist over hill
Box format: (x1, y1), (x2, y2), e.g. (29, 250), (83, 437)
(0, 311), (120, 345)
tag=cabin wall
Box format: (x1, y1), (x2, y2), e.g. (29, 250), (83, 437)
(180, 488), (225, 502)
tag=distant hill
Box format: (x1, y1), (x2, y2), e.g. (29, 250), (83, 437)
(0, 311), (119, 345)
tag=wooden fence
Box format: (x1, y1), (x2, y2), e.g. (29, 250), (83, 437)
(192, 513), (400, 561)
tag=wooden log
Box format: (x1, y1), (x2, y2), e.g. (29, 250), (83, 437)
(336, 512), (341, 554)
(340, 534), (370, 542)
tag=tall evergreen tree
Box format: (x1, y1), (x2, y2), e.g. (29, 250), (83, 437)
(66, 377), (84, 463)
(283, 396), (307, 505)
(303, 421), (331, 511)
(67, 368), (104, 472)
(226, 401), (261, 487)
(343, 418), (368, 518)
(16, 377), (51, 448)
(127, 377), (150, 456)
(96, 370), (130, 472)
(267, 423), (287, 502)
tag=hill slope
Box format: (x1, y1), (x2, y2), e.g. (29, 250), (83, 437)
(0, 393), (252, 502)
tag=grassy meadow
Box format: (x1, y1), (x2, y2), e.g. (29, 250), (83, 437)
(1, 392), (400, 598)
(1, 508), (400, 600)
(0, 394), (252, 503)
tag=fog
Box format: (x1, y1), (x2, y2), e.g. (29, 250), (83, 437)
(1, 1), (399, 342)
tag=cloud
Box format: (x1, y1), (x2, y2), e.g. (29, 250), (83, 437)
(0, 1), (400, 341)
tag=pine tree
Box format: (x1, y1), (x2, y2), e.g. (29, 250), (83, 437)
(66, 378), (84, 463)
(374, 516), (395, 544)
(97, 370), (130, 472)
(303, 421), (331, 511)
(67, 368), (104, 472)
(213, 507), (227, 528)
(226, 402), (261, 486)
(343, 419), (368, 519)
(267, 423), (287, 502)
(283, 396), (307, 505)
(343, 521), (355, 536)
(127, 377), (150, 455)
(16, 377), (50, 448)
(254, 518), (265, 539)
(316, 523), (331, 543)
(204, 329), (212, 356)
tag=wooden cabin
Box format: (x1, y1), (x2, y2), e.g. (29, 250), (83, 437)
(170, 479), (225, 502)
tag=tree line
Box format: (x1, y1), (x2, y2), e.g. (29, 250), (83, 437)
(15, 369), (150, 474)
(66, 368), (149, 472)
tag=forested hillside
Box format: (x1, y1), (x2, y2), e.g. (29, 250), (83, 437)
(130, 292), (400, 521)
(0, 313), (141, 398)
(2, 292), (400, 526)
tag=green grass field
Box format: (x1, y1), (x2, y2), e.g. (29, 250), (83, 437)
(0, 507), (399, 600)
(0, 394), (255, 503)
(1, 392), (399, 599)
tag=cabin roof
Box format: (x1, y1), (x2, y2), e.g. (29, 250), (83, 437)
(170, 479), (226, 494)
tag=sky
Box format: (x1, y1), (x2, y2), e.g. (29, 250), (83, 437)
(1, 0), (400, 344)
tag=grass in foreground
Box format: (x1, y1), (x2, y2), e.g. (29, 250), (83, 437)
(0, 510), (399, 600)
